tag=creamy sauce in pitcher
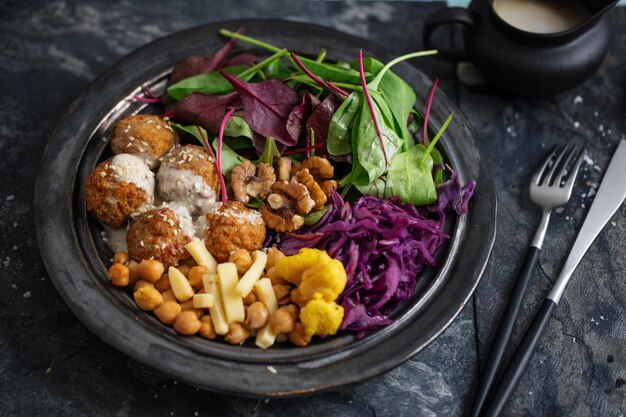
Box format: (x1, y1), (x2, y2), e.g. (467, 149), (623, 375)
(493, 0), (591, 33)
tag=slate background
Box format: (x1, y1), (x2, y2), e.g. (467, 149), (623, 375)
(0, 1), (624, 416)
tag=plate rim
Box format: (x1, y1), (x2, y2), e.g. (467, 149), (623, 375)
(34, 19), (496, 397)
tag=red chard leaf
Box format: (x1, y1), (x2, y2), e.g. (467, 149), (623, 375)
(306, 94), (340, 146)
(223, 52), (258, 68)
(221, 72), (301, 146)
(171, 92), (237, 136)
(287, 93), (319, 143)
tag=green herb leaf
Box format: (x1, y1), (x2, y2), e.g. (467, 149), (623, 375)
(387, 144), (437, 205)
(304, 206), (330, 226)
(356, 95), (403, 182)
(224, 115), (253, 139)
(368, 50), (437, 91)
(356, 57), (416, 145)
(167, 49), (288, 100)
(327, 92), (362, 156)
(293, 55), (370, 85)
(211, 137), (244, 177)
(246, 197), (264, 209)
(167, 66), (251, 100)
(256, 136), (281, 165)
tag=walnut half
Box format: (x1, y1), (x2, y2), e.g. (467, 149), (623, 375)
(230, 160), (276, 203)
(260, 180), (315, 232)
(293, 168), (327, 209)
(290, 156), (334, 180)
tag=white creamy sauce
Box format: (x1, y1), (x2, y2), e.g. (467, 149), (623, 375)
(168, 203), (195, 238)
(493, 0), (590, 34)
(156, 165), (217, 216)
(110, 153), (155, 195)
(103, 225), (128, 253)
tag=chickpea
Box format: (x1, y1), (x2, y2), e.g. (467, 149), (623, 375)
(289, 323), (311, 347)
(245, 302), (269, 329)
(199, 316), (217, 339)
(161, 289), (177, 303)
(275, 333), (288, 343)
(284, 304), (299, 321)
(173, 311), (201, 335)
(177, 264), (191, 278)
(224, 323), (250, 345)
(127, 259), (141, 284)
(113, 251), (129, 265)
(154, 273), (172, 293)
(266, 267), (288, 285)
(181, 300), (204, 319)
(272, 284), (291, 305)
(265, 247), (285, 270)
(242, 291), (258, 306)
(229, 249), (253, 275)
(154, 301), (181, 325)
(138, 259), (165, 283)
(269, 306), (295, 334)
(188, 265), (210, 289)
(108, 263), (129, 287)
(134, 286), (163, 311)
(134, 279), (154, 292)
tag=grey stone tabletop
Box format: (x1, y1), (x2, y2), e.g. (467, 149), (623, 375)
(0, 1), (624, 416)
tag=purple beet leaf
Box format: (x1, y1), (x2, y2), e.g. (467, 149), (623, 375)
(171, 92), (237, 136)
(287, 93), (319, 143)
(223, 52), (258, 68)
(221, 72), (301, 146)
(306, 94), (340, 147)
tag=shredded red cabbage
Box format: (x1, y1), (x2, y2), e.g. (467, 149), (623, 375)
(276, 170), (475, 337)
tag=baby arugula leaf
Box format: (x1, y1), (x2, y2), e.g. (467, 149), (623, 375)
(327, 92), (362, 156)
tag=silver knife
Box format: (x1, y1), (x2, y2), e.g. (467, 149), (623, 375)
(548, 138), (626, 303)
(483, 139), (626, 417)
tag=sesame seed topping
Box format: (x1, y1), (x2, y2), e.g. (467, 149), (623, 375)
(140, 240), (145, 247)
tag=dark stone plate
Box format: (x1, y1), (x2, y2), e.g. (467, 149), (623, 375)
(34, 19), (496, 397)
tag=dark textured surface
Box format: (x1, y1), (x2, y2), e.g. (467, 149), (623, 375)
(0, 1), (624, 416)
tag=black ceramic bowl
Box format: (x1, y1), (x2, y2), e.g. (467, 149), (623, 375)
(35, 20), (496, 397)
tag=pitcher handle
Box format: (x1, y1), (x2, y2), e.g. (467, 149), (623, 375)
(423, 7), (475, 61)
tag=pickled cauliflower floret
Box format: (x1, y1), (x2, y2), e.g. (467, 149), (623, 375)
(274, 248), (332, 286)
(299, 298), (344, 336)
(289, 255), (347, 307)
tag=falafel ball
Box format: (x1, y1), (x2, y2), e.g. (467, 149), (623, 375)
(198, 201), (266, 263)
(110, 114), (179, 169)
(157, 144), (221, 216)
(84, 154), (155, 229)
(126, 204), (195, 267)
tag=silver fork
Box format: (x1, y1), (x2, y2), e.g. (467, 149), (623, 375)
(471, 143), (585, 417)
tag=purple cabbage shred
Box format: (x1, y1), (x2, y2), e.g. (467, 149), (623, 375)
(276, 170), (475, 337)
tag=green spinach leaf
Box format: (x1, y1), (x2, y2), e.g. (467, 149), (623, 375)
(356, 95), (403, 182)
(327, 92), (362, 156)
(387, 144), (437, 205)
(212, 137), (244, 177)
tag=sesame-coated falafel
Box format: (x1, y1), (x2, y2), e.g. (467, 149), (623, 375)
(110, 114), (179, 169)
(200, 201), (266, 263)
(84, 154), (155, 229)
(157, 144), (221, 216)
(126, 205), (194, 267)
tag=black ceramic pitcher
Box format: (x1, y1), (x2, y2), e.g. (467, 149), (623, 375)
(423, 0), (617, 96)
